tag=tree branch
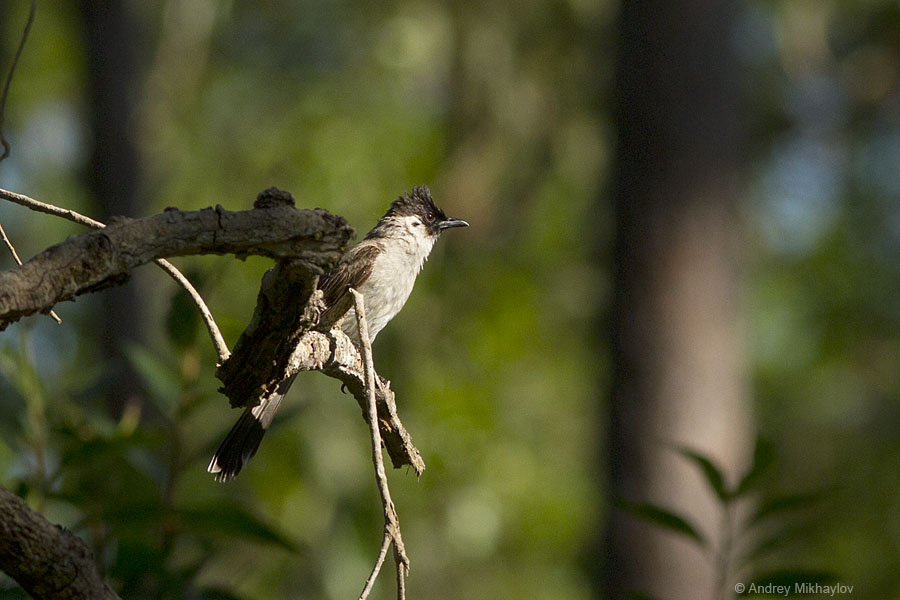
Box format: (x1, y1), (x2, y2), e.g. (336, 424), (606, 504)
(352, 288), (408, 600)
(0, 219), (61, 324)
(0, 188), (353, 331)
(218, 307), (426, 475)
(0, 484), (120, 600)
(0, 187), (241, 362)
(153, 256), (231, 363)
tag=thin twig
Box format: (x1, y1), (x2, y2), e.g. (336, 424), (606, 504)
(0, 0), (37, 163)
(0, 188), (104, 228)
(395, 547), (407, 600)
(0, 220), (61, 324)
(359, 531), (392, 600)
(0, 222), (22, 264)
(154, 258), (230, 363)
(352, 288), (408, 600)
(0, 187), (229, 363)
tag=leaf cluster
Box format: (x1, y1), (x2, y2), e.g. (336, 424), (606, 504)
(615, 439), (837, 600)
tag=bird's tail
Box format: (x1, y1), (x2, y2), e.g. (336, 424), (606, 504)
(208, 376), (295, 482)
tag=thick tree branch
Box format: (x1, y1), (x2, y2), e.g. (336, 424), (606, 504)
(0, 484), (120, 600)
(0, 189), (353, 330)
(0, 188), (235, 361)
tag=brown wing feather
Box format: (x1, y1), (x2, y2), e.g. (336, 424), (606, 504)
(317, 243), (381, 326)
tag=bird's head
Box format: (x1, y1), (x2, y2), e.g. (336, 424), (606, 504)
(370, 185), (468, 241)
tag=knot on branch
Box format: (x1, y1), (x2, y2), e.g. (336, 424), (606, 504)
(254, 187), (295, 209)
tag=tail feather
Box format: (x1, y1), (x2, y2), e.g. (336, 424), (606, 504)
(208, 376), (295, 482)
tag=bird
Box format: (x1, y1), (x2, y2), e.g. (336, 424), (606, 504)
(208, 185), (468, 482)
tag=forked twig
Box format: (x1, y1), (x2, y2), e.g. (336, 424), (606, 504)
(0, 187), (229, 363)
(352, 288), (408, 600)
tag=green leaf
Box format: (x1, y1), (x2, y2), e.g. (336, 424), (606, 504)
(738, 519), (822, 567)
(734, 438), (775, 497)
(614, 497), (706, 547)
(676, 446), (731, 502)
(746, 491), (827, 528)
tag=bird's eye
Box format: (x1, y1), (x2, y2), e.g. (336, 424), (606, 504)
(424, 212), (435, 223)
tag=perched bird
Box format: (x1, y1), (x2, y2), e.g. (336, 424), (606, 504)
(208, 185), (468, 481)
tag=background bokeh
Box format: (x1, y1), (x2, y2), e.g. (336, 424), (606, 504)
(1, 1), (898, 598)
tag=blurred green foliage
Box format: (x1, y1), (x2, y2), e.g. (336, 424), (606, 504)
(617, 441), (838, 600)
(1, 0), (899, 598)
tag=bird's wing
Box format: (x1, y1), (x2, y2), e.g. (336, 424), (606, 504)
(317, 243), (381, 325)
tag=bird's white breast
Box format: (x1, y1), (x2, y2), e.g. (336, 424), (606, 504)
(341, 215), (436, 344)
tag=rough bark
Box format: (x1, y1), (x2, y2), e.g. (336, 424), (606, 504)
(302, 329), (425, 475)
(0, 199), (353, 329)
(0, 485), (121, 600)
(603, 0), (750, 598)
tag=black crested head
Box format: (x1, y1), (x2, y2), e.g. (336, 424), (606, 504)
(388, 185), (445, 221)
(371, 185), (467, 238)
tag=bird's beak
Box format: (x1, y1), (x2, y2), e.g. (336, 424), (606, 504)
(439, 217), (469, 230)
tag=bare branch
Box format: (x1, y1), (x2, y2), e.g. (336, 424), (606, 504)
(266, 327), (426, 475)
(0, 221), (23, 263)
(0, 188), (235, 360)
(352, 288), (408, 600)
(0, 0), (37, 163)
(359, 531), (392, 600)
(0, 483), (121, 600)
(154, 257), (230, 363)
(395, 548), (407, 600)
(0, 188), (104, 227)
(0, 189), (352, 333)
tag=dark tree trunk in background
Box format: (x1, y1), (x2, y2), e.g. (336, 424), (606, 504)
(79, 0), (147, 416)
(604, 1), (750, 598)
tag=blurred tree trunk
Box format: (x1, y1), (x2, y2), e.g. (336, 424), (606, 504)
(604, 1), (751, 599)
(78, 0), (147, 417)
